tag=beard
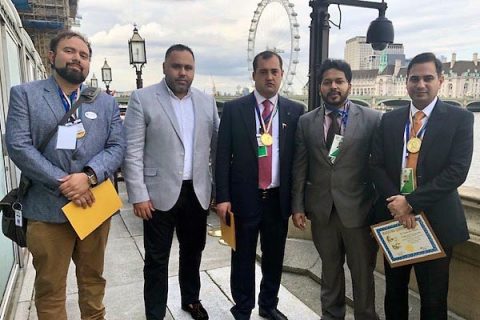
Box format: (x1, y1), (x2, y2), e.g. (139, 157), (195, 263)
(322, 91), (348, 107)
(53, 63), (87, 85)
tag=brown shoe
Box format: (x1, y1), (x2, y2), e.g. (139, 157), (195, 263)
(182, 302), (209, 320)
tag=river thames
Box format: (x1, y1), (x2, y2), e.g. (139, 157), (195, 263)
(464, 112), (480, 188)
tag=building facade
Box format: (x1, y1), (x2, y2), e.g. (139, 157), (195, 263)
(11, 0), (78, 74)
(0, 0), (46, 318)
(351, 53), (480, 102)
(344, 35), (406, 70)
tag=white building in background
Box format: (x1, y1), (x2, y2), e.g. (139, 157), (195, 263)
(344, 36), (406, 70)
(351, 53), (480, 100)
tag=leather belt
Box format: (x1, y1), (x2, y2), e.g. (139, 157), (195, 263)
(258, 187), (279, 200)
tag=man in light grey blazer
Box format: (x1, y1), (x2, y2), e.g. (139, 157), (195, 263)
(123, 44), (219, 320)
(291, 59), (380, 320)
(6, 31), (125, 320)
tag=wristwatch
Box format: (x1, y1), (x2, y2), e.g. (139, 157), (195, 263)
(84, 168), (98, 187)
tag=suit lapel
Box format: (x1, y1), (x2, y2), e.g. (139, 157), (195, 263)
(418, 100), (446, 167)
(43, 77), (66, 123)
(393, 107), (410, 175)
(239, 93), (257, 156)
(74, 102), (95, 153)
(192, 91), (204, 156)
(156, 81), (183, 145)
(278, 96), (289, 159)
(311, 107), (331, 164)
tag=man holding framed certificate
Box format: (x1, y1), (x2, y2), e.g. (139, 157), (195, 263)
(370, 52), (474, 320)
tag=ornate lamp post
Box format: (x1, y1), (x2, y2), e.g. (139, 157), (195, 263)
(128, 24), (147, 89)
(89, 73), (98, 88)
(101, 59), (112, 94)
(308, 0), (394, 110)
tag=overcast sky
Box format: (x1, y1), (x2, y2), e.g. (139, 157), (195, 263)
(74, 0), (480, 94)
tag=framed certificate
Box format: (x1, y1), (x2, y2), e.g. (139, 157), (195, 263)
(371, 213), (446, 268)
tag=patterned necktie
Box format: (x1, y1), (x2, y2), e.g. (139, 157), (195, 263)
(326, 112), (340, 150)
(258, 100), (272, 189)
(406, 111), (426, 169)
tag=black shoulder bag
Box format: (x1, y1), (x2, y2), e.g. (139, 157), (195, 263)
(0, 87), (101, 247)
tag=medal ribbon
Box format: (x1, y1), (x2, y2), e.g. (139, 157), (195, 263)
(405, 112), (427, 145)
(255, 100), (278, 134)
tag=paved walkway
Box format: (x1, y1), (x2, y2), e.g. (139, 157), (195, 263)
(13, 183), (320, 319)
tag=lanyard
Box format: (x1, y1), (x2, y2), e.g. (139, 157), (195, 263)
(405, 112), (427, 142)
(255, 100), (278, 134)
(324, 102), (349, 133)
(58, 87), (80, 120)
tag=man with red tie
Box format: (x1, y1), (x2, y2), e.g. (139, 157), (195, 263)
(370, 52), (474, 319)
(215, 51), (304, 320)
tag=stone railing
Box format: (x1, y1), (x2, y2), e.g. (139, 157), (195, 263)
(287, 186), (480, 319)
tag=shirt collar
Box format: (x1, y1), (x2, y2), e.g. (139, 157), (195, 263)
(410, 96), (437, 119)
(164, 78), (192, 100)
(254, 90), (278, 107)
(324, 99), (350, 115)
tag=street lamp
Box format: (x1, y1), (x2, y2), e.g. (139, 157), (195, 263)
(90, 73), (98, 88)
(101, 59), (112, 94)
(308, 0), (394, 111)
(128, 24), (147, 89)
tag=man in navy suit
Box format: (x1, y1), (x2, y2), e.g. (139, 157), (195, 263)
(215, 51), (304, 320)
(371, 52), (474, 319)
(6, 31), (125, 320)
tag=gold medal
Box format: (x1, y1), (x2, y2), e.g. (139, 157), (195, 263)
(407, 137), (422, 153)
(260, 133), (273, 146)
(76, 130), (86, 139)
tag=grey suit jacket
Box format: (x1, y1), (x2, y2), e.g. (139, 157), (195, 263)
(6, 76), (126, 223)
(122, 79), (219, 211)
(291, 103), (381, 228)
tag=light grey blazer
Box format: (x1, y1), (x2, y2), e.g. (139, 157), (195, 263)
(291, 103), (381, 228)
(6, 76), (126, 223)
(122, 79), (219, 211)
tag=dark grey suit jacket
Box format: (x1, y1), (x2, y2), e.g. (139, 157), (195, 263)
(291, 103), (381, 228)
(370, 99), (474, 247)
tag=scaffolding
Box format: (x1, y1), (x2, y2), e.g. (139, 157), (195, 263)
(12, 0), (78, 74)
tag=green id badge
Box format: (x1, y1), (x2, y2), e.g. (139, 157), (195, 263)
(258, 145), (267, 157)
(400, 168), (416, 194)
(328, 134), (344, 163)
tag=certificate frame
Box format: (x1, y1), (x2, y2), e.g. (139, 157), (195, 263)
(371, 213), (446, 268)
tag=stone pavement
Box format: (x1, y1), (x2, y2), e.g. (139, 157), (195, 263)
(12, 182), (320, 319)
(11, 181), (465, 319)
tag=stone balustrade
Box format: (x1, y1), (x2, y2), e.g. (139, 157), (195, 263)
(287, 186), (480, 319)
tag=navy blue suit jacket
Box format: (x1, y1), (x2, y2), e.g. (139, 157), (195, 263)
(370, 99), (474, 247)
(215, 93), (304, 219)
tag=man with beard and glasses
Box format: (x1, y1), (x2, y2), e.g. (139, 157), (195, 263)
(5, 31), (126, 320)
(123, 44), (219, 320)
(291, 59), (381, 320)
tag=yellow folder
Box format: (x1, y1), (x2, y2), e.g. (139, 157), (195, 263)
(62, 179), (123, 240)
(220, 211), (236, 251)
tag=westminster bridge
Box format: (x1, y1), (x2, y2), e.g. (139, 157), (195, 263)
(115, 93), (480, 112)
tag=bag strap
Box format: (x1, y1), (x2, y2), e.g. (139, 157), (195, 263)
(17, 87), (102, 199)
(37, 87), (102, 153)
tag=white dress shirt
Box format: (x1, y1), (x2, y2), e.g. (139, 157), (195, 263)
(166, 81), (195, 180)
(254, 90), (280, 189)
(402, 96), (437, 168)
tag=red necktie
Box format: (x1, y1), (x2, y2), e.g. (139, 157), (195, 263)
(258, 100), (272, 189)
